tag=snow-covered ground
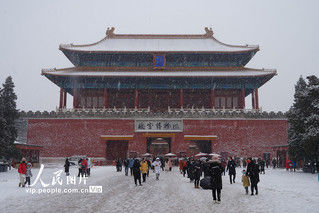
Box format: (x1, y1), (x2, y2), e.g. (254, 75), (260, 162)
(0, 165), (318, 213)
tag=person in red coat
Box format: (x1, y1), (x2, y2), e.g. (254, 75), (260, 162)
(18, 158), (27, 187)
(81, 158), (88, 177)
(179, 160), (183, 174)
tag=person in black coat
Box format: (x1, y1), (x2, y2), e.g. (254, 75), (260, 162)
(210, 158), (224, 203)
(259, 159), (265, 174)
(146, 159), (151, 177)
(64, 158), (70, 176)
(193, 160), (202, 188)
(202, 160), (211, 177)
(226, 157), (236, 184)
(132, 159), (142, 186)
(187, 160), (195, 182)
(247, 158), (260, 195)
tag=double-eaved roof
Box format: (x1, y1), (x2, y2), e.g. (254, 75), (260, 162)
(43, 27), (276, 94)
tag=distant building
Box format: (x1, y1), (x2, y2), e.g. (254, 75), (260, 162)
(21, 28), (288, 164)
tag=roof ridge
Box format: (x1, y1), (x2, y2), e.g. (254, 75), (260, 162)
(59, 27), (259, 51)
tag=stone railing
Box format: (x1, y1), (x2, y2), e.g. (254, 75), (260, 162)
(18, 107), (287, 119)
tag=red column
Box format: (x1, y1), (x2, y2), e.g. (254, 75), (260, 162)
(252, 89), (255, 109)
(211, 89), (215, 109)
(73, 89), (77, 108)
(104, 88), (108, 108)
(241, 88), (245, 109)
(179, 89), (184, 108)
(63, 90), (67, 108)
(59, 88), (63, 109)
(255, 88), (259, 109)
(134, 89), (139, 108)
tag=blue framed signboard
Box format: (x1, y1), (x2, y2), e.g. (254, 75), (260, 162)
(154, 55), (164, 68)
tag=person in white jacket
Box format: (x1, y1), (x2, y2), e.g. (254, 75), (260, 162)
(152, 158), (162, 180)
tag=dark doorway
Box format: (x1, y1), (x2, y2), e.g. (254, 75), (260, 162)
(146, 137), (171, 157)
(277, 150), (287, 168)
(189, 140), (211, 154)
(106, 140), (128, 160)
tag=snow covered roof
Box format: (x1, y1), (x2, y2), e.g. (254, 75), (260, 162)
(59, 27), (259, 53)
(42, 67), (277, 78)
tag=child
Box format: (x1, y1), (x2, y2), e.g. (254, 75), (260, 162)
(25, 163), (33, 187)
(242, 170), (250, 195)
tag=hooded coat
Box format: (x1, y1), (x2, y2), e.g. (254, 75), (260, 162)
(210, 160), (223, 190)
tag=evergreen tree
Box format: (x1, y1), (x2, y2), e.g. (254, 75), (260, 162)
(288, 75), (319, 162)
(0, 86), (8, 158)
(0, 76), (19, 159)
(303, 75), (319, 160)
(287, 76), (307, 161)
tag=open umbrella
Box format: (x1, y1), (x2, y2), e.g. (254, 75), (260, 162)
(200, 157), (207, 161)
(195, 152), (208, 157)
(209, 153), (221, 158)
(141, 153), (152, 157)
(165, 153), (177, 157)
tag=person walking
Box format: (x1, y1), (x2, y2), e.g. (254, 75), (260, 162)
(168, 158), (173, 171)
(247, 158), (260, 195)
(87, 158), (92, 176)
(187, 159), (195, 182)
(241, 170), (250, 195)
(81, 158), (88, 177)
(140, 158), (149, 182)
(64, 158), (70, 176)
(133, 159), (142, 186)
(18, 158), (27, 187)
(124, 158), (129, 176)
(146, 158), (151, 177)
(193, 160), (201, 188)
(182, 159), (188, 177)
(161, 158), (165, 171)
(165, 159), (170, 171)
(259, 159), (265, 174)
(128, 158), (134, 176)
(210, 156), (224, 204)
(179, 159), (184, 174)
(226, 157), (236, 184)
(24, 163), (33, 187)
(77, 158), (83, 177)
(272, 158), (277, 169)
(153, 158), (162, 180)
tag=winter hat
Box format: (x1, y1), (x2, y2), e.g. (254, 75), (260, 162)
(27, 163), (32, 167)
(156, 158), (160, 160)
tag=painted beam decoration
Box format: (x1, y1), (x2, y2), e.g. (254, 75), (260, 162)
(135, 119), (183, 132)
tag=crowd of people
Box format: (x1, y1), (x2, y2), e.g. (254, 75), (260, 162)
(115, 157), (174, 186)
(177, 156), (263, 204)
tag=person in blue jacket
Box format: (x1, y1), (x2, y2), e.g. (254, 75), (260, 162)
(128, 158), (134, 176)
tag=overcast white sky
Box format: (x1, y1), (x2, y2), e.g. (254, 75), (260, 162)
(1, 0), (318, 112)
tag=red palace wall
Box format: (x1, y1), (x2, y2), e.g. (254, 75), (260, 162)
(27, 118), (288, 159)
